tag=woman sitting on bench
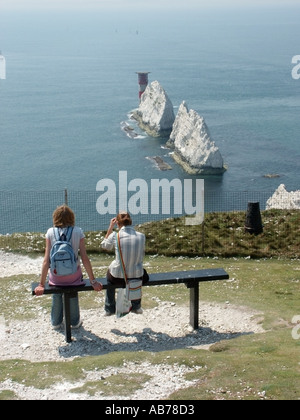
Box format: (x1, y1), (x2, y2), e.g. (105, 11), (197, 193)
(34, 205), (103, 330)
(101, 211), (149, 316)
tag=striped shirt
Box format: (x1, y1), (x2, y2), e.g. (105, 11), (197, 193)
(101, 226), (145, 279)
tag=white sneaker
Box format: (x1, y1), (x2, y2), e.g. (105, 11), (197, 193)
(131, 308), (143, 315)
(52, 323), (63, 331)
(71, 319), (83, 329)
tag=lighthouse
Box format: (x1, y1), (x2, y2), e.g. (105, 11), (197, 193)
(0, 52), (6, 80)
(136, 72), (150, 101)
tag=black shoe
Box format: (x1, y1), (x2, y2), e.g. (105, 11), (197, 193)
(131, 308), (143, 315)
(104, 311), (115, 317)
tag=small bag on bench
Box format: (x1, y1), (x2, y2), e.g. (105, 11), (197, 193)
(116, 231), (143, 307)
(116, 279), (142, 319)
(127, 279), (143, 301)
(116, 287), (132, 318)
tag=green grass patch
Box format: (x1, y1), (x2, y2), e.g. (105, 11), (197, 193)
(0, 390), (18, 400)
(169, 329), (300, 400)
(70, 372), (151, 397)
(1, 210), (299, 259)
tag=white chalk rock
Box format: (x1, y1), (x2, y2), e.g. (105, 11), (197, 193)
(167, 101), (226, 175)
(132, 80), (175, 137)
(266, 184), (300, 209)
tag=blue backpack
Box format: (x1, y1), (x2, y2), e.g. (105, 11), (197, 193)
(49, 227), (78, 276)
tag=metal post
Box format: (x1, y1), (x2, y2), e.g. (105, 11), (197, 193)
(202, 222), (205, 254)
(63, 293), (72, 343)
(189, 283), (199, 330)
(64, 189), (68, 206)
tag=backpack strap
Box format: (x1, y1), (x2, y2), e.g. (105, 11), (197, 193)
(53, 227), (60, 241)
(65, 226), (74, 243)
(53, 226), (73, 242)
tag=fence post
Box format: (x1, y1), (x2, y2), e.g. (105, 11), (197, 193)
(64, 189), (68, 206)
(202, 221), (205, 254)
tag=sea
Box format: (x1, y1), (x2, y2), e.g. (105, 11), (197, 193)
(0, 6), (300, 233)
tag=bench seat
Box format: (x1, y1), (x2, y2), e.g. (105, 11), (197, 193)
(32, 268), (229, 343)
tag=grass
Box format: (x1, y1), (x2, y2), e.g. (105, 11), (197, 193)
(70, 372), (151, 397)
(0, 256), (300, 400)
(170, 329), (300, 400)
(0, 210), (299, 259)
(0, 210), (299, 400)
(138, 209), (300, 258)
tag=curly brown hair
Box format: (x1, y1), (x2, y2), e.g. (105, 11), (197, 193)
(52, 205), (75, 228)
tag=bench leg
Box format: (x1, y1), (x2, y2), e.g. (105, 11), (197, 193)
(189, 284), (199, 330)
(63, 293), (72, 343)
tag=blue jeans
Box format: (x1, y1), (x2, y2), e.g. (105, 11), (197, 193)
(51, 294), (80, 327)
(105, 269), (149, 314)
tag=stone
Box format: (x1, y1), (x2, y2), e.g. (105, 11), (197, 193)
(266, 184), (300, 209)
(167, 101), (226, 175)
(132, 80), (175, 137)
(147, 156), (172, 171)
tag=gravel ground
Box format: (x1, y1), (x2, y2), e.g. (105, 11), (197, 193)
(0, 251), (265, 400)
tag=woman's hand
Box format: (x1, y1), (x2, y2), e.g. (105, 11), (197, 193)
(34, 284), (45, 296)
(109, 217), (117, 229)
(91, 281), (103, 292)
(105, 217), (117, 239)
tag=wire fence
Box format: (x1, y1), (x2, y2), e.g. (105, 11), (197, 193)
(0, 189), (279, 234)
(0, 189), (299, 258)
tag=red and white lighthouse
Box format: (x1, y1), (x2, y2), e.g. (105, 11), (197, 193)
(136, 72), (150, 101)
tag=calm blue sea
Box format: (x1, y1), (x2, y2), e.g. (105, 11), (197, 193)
(0, 7), (299, 232)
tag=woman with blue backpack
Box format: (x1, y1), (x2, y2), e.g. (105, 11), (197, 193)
(34, 205), (103, 329)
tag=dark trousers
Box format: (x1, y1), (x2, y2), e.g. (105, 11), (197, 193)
(105, 269), (149, 314)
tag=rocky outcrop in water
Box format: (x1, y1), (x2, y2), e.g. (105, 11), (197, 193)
(132, 80), (175, 137)
(266, 184), (300, 209)
(167, 101), (226, 175)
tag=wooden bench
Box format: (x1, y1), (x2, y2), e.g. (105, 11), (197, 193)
(31, 268), (229, 343)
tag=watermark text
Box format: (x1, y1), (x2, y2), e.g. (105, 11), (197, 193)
(96, 171), (204, 225)
(292, 315), (300, 340)
(292, 55), (300, 80)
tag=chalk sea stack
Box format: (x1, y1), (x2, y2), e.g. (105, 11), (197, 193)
(132, 80), (175, 137)
(167, 101), (226, 175)
(266, 184), (300, 209)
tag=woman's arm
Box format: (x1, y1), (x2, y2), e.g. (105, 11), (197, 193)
(79, 238), (103, 292)
(101, 218), (117, 251)
(105, 217), (117, 239)
(34, 238), (51, 296)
